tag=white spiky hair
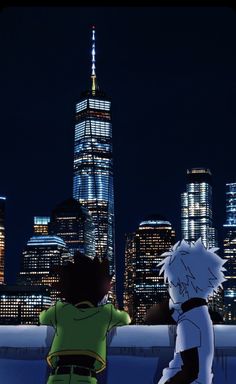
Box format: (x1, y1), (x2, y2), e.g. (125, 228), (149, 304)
(158, 238), (227, 298)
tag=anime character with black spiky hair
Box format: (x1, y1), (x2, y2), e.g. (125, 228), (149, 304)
(39, 252), (131, 384)
(157, 238), (227, 384)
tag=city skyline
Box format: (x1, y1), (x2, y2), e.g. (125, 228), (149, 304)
(1, 7), (236, 304)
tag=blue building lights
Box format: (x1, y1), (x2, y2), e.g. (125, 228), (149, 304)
(73, 28), (115, 275)
(224, 183), (236, 228)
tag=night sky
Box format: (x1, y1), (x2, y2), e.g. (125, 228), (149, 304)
(1, 7), (236, 305)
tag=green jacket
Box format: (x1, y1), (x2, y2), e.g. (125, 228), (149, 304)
(39, 300), (131, 373)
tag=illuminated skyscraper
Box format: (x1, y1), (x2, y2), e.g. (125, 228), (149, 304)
(17, 235), (73, 303)
(181, 168), (217, 247)
(223, 183), (236, 323)
(181, 168), (223, 315)
(223, 235), (236, 323)
(123, 215), (175, 324)
(49, 198), (95, 258)
(73, 27), (114, 275)
(0, 197), (6, 284)
(224, 183), (236, 230)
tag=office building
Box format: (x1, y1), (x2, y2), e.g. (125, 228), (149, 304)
(181, 168), (224, 316)
(0, 197), (6, 284)
(17, 235), (73, 303)
(124, 215), (175, 324)
(0, 285), (51, 325)
(181, 168), (217, 247)
(224, 183), (236, 230)
(73, 27), (115, 275)
(49, 198), (95, 258)
(223, 183), (236, 323)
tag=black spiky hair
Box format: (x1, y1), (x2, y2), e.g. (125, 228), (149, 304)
(54, 251), (113, 306)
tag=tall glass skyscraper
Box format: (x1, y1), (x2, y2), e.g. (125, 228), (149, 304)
(181, 168), (223, 315)
(123, 215), (175, 324)
(73, 27), (114, 274)
(0, 197), (6, 284)
(181, 168), (217, 247)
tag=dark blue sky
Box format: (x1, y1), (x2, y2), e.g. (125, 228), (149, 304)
(1, 7), (236, 303)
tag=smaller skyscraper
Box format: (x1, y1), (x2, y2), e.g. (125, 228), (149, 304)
(181, 168), (223, 315)
(17, 235), (73, 303)
(124, 215), (175, 324)
(49, 198), (95, 258)
(0, 197), (6, 285)
(223, 183), (236, 323)
(224, 183), (236, 230)
(181, 168), (217, 247)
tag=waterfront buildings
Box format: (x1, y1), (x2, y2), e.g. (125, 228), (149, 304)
(124, 215), (175, 324)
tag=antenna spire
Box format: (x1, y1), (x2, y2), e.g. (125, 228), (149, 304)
(91, 25), (97, 95)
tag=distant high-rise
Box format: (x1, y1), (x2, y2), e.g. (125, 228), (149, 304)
(73, 27), (115, 275)
(49, 198), (95, 258)
(123, 215), (175, 324)
(17, 235), (73, 303)
(181, 168), (217, 247)
(223, 183), (236, 323)
(33, 216), (50, 235)
(0, 197), (6, 284)
(224, 183), (236, 230)
(181, 168), (223, 315)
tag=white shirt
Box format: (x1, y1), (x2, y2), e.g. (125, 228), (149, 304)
(158, 305), (214, 384)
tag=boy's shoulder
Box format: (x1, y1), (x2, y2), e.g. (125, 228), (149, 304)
(99, 303), (113, 312)
(54, 299), (70, 311)
(55, 299), (66, 306)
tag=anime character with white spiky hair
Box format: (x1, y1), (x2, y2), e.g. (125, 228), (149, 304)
(157, 238), (227, 384)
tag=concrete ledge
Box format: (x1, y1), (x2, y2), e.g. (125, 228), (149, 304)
(0, 325), (235, 383)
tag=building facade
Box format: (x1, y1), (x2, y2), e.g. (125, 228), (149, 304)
(223, 183), (236, 323)
(224, 183), (236, 229)
(0, 285), (51, 325)
(181, 168), (217, 247)
(17, 235), (73, 303)
(181, 168), (224, 315)
(124, 215), (175, 324)
(0, 197), (6, 284)
(72, 27), (115, 276)
(49, 198), (95, 258)
(33, 216), (50, 236)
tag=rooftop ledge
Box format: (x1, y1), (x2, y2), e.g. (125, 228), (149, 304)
(0, 325), (235, 383)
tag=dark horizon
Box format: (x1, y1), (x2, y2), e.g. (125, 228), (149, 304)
(1, 7), (236, 304)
